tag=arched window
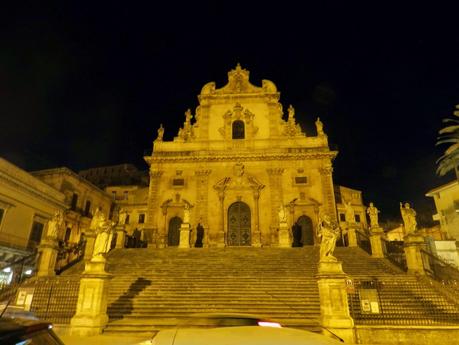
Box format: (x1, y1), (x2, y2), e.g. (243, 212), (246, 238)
(232, 120), (245, 139)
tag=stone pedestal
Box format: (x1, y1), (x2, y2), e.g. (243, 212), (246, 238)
(37, 238), (59, 277)
(70, 256), (112, 336)
(347, 226), (357, 247)
(83, 231), (96, 261)
(215, 230), (226, 248)
(404, 234), (426, 275)
(316, 260), (355, 343)
(179, 223), (191, 248)
(115, 226), (126, 249)
(252, 231), (262, 247)
(278, 222), (291, 248)
(370, 227), (385, 258)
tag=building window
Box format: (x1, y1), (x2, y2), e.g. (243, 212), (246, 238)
(138, 214), (145, 224)
(64, 228), (71, 243)
(70, 193), (78, 211)
(295, 176), (307, 185)
(339, 213), (346, 222)
(124, 191), (129, 200)
(232, 120), (245, 139)
(125, 214), (130, 224)
(0, 208), (4, 226)
(28, 221), (44, 249)
(84, 201), (91, 217)
(172, 178), (185, 187)
(355, 214), (361, 223)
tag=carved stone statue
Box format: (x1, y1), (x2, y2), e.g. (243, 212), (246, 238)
(92, 212), (114, 258)
(278, 205), (288, 224)
(183, 203), (191, 224)
(400, 202), (417, 235)
(288, 105), (295, 121)
(156, 124), (164, 141)
(46, 210), (64, 239)
(344, 200), (355, 224)
(90, 207), (104, 230)
(367, 202), (380, 228)
(317, 214), (340, 261)
(315, 117), (324, 136)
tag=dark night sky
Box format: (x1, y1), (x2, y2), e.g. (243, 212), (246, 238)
(1, 2), (458, 222)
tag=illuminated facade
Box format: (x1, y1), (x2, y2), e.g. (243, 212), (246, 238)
(144, 65), (338, 248)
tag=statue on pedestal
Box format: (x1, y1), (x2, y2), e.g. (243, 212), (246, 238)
(367, 202), (380, 228)
(318, 214), (340, 261)
(92, 212), (114, 258)
(278, 204), (288, 225)
(400, 202), (417, 235)
(46, 210), (64, 239)
(344, 200), (355, 224)
(183, 203), (191, 224)
(315, 117), (324, 136)
(156, 124), (164, 141)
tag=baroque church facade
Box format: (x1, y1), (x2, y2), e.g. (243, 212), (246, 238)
(144, 65), (338, 248)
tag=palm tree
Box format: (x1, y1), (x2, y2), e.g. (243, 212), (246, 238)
(437, 104), (459, 177)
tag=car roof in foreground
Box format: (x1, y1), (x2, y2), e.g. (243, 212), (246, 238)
(0, 317), (52, 341)
(153, 326), (343, 345)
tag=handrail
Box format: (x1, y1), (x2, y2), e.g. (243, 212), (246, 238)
(420, 249), (459, 284)
(356, 230), (371, 255)
(381, 238), (407, 271)
(55, 241), (86, 275)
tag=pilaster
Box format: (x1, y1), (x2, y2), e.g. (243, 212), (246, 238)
(319, 165), (337, 221)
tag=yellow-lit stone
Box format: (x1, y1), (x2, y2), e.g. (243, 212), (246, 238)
(144, 65), (338, 248)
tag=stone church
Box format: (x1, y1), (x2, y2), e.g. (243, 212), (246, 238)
(144, 64), (338, 248)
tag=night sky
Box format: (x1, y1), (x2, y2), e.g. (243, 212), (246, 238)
(1, 2), (459, 223)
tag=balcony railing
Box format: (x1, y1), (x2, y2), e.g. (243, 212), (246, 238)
(382, 238), (407, 271)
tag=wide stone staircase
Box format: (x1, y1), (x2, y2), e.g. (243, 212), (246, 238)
(101, 246), (416, 335)
(31, 246), (459, 335)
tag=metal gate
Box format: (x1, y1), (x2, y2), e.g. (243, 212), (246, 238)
(227, 202), (251, 246)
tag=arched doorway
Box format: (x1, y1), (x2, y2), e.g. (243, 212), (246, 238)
(293, 215), (314, 247)
(227, 202), (251, 246)
(168, 216), (182, 246)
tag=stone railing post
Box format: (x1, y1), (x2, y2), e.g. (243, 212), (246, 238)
(36, 238), (59, 277)
(70, 256), (112, 336)
(83, 231), (96, 261)
(369, 227), (385, 258)
(316, 260), (355, 343)
(404, 234), (426, 275)
(347, 225), (357, 247)
(179, 223), (191, 248)
(115, 225), (126, 249)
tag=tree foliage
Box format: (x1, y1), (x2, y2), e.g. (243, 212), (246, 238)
(436, 104), (459, 176)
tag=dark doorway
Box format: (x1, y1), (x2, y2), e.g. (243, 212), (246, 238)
(227, 202), (251, 246)
(195, 224), (204, 248)
(293, 215), (314, 247)
(168, 216), (182, 246)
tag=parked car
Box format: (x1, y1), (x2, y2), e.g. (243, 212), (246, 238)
(0, 317), (64, 344)
(147, 313), (343, 345)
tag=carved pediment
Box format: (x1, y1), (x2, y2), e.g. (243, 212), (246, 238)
(213, 164), (265, 193)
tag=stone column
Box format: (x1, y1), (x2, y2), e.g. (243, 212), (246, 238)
(179, 223), (191, 248)
(145, 170), (163, 247)
(114, 225), (126, 249)
(195, 169), (211, 235)
(216, 191), (226, 247)
(319, 165), (337, 221)
(252, 190), (262, 247)
(267, 168), (284, 245)
(404, 234), (426, 275)
(70, 257), (112, 336)
(316, 260), (355, 343)
(347, 225), (357, 247)
(369, 227), (385, 258)
(37, 238), (59, 277)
